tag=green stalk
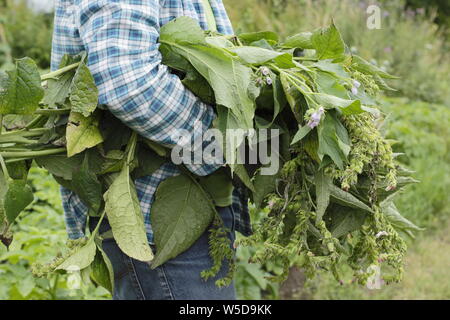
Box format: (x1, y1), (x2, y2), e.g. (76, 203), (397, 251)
(5, 157), (32, 164)
(41, 62), (80, 81)
(35, 108), (71, 115)
(126, 132), (138, 164)
(0, 153), (10, 180)
(0, 148), (66, 158)
(0, 127), (50, 139)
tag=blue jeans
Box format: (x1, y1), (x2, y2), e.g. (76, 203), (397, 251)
(89, 206), (237, 300)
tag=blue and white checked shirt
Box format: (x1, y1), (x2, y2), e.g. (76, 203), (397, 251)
(51, 0), (251, 242)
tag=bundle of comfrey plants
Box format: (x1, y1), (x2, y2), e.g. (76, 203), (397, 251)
(0, 17), (421, 291)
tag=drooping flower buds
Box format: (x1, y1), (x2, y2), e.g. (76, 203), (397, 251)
(307, 107), (325, 129)
(260, 66), (270, 76)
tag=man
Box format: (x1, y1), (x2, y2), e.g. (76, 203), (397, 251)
(52, 0), (251, 300)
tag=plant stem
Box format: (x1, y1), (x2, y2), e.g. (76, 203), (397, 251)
(0, 148), (66, 158)
(25, 115), (45, 130)
(126, 132), (138, 163)
(40, 62), (79, 81)
(5, 157), (32, 164)
(0, 153), (10, 180)
(0, 127), (50, 139)
(35, 108), (71, 115)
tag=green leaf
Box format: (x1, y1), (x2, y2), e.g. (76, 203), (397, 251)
(329, 184), (373, 213)
(71, 153), (102, 213)
(351, 55), (398, 79)
(35, 154), (83, 180)
(313, 93), (363, 115)
(16, 275), (35, 297)
(4, 179), (34, 225)
(313, 60), (350, 78)
(234, 163), (256, 192)
(252, 168), (278, 211)
(315, 170), (331, 223)
(317, 115), (347, 169)
(238, 31), (279, 45)
(381, 200), (424, 234)
(151, 174), (216, 268)
(56, 238), (97, 271)
(132, 147), (165, 179)
(104, 165), (153, 262)
(160, 17), (255, 130)
(328, 205), (367, 238)
(66, 111), (103, 157)
(198, 168), (234, 207)
(291, 125), (312, 145)
(314, 70), (349, 100)
(42, 71), (74, 108)
(90, 248), (113, 293)
(281, 32), (314, 49)
(229, 46), (283, 64)
(0, 57), (44, 115)
(273, 52), (297, 69)
(69, 62), (99, 117)
(311, 23), (345, 60)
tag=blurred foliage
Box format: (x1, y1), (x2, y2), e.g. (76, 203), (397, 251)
(404, 0), (450, 30)
(383, 98), (450, 227)
(0, 167), (110, 300)
(225, 0), (450, 105)
(0, 0), (53, 70)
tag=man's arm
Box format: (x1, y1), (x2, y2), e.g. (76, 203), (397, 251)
(76, 0), (219, 175)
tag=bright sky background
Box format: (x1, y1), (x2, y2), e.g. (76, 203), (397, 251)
(26, 0), (54, 13)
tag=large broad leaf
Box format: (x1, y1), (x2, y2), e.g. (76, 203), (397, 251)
(313, 60), (350, 78)
(56, 238), (97, 271)
(42, 71), (74, 108)
(252, 168), (279, 211)
(328, 205), (367, 238)
(4, 179), (34, 224)
(317, 115), (348, 169)
(312, 93), (363, 115)
(351, 55), (398, 79)
(198, 168), (234, 207)
(381, 200), (424, 236)
(229, 46), (283, 64)
(315, 170), (331, 223)
(90, 247), (114, 293)
(0, 57), (44, 115)
(329, 184), (373, 213)
(281, 32), (314, 49)
(311, 23), (345, 61)
(69, 62), (99, 117)
(151, 174), (216, 268)
(71, 153), (102, 213)
(237, 31), (279, 45)
(314, 70), (350, 100)
(104, 165), (153, 262)
(160, 17), (255, 130)
(35, 154), (83, 180)
(66, 111), (103, 157)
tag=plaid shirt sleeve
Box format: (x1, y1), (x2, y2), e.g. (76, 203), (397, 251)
(75, 0), (220, 176)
